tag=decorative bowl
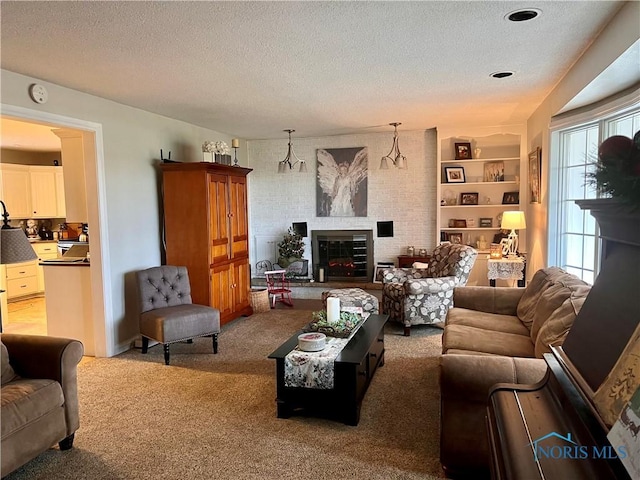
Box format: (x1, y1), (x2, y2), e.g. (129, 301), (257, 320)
(298, 332), (327, 352)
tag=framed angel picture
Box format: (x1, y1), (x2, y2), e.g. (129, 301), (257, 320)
(317, 147), (368, 217)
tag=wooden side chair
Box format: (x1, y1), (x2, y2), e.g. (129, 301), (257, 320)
(264, 270), (293, 308)
(136, 265), (220, 365)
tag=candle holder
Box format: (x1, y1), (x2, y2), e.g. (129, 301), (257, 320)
(489, 243), (503, 259)
(233, 146), (239, 166)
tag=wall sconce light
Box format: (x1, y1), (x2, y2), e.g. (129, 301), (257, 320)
(277, 129), (307, 173)
(380, 122), (407, 170)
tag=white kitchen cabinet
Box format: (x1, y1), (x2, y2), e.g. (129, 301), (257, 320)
(29, 166), (59, 218)
(33, 242), (59, 292)
(6, 260), (38, 299)
(52, 129), (89, 223)
(55, 169), (66, 217)
(0, 164), (31, 219)
(0, 164), (66, 220)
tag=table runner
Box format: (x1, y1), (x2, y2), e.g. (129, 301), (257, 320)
(487, 257), (525, 281)
(284, 313), (368, 390)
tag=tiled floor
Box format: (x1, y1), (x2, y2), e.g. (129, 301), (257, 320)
(4, 296), (48, 336)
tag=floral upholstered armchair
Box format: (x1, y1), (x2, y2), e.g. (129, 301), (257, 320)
(381, 243), (477, 335)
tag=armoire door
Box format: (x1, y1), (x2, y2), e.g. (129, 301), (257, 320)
(232, 259), (251, 312)
(228, 175), (249, 259)
(211, 263), (233, 322)
(208, 173), (231, 263)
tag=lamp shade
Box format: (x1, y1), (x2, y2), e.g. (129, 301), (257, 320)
(501, 211), (526, 230)
(0, 229), (37, 265)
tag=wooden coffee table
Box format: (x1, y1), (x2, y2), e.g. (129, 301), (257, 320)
(268, 313), (387, 426)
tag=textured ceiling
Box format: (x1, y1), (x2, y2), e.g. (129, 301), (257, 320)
(0, 1), (629, 141)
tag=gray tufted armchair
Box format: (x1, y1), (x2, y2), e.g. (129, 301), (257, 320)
(136, 265), (220, 365)
(381, 243), (477, 335)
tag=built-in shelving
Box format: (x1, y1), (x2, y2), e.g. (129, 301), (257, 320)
(436, 128), (526, 286)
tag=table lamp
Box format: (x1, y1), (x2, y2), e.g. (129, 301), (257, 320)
(500, 211), (526, 257)
(1, 200), (38, 332)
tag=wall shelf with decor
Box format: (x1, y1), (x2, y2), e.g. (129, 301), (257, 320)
(437, 128), (526, 285)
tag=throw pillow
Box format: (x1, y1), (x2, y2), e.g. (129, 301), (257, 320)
(534, 287), (590, 358)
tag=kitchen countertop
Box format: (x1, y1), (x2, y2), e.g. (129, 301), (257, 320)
(28, 239), (58, 244)
(40, 259), (90, 267)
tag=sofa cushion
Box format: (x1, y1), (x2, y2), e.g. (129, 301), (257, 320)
(442, 324), (535, 357)
(529, 273), (590, 343)
(1, 341), (17, 386)
(516, 267), (560, 330)
(534, 286), (590, 357)
(516, 267), (590, 344)
(140, 304), (220, 343)
(446, 308), (530, 336)
(1, 378), (64, 438)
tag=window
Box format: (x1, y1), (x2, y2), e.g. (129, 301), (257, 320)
(549, 104), (639, 284)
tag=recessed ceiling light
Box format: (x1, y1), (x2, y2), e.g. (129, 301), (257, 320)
(490, 71), (514, 79)
(505, 9), (541, 22)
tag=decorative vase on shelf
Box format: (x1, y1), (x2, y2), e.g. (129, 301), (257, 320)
(203, 152), (214, 163)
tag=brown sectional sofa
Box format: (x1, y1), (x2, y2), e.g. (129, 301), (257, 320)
(1, 334), (84, 477)
(439, 267), (591, 478)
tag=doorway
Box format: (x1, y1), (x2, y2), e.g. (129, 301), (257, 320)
(0, 105), (111, 357)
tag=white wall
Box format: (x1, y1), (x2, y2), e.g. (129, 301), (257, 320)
(1, 69), (239, 356)
(246, 129), (437, 270)
(525, 1), (640, 276)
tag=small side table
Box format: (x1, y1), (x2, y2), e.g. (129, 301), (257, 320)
(398, 255), (431, 268)
(488, 257), (526, 287)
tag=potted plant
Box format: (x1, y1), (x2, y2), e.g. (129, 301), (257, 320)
(277, 227), (307, 274)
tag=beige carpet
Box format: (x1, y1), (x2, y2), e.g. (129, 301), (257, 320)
(6, 309), (446, 480)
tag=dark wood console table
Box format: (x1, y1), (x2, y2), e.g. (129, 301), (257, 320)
(397, 255), (430, 268)
(268, 314), (387, 425)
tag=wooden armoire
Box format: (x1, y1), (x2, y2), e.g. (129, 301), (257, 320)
(159, 162), (253, 325)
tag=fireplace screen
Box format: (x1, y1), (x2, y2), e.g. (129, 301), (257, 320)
(312, 230), (373, 281)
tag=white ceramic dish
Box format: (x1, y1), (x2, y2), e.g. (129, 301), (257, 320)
(298, 332), (327, 352)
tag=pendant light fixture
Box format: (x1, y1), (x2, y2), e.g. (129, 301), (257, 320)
(380, 122), (407, 170)
(278, 129), (307, 173)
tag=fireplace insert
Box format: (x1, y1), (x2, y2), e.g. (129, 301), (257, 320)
(311, 230), (374, 282)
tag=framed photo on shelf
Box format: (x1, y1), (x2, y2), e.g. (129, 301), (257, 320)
(454, 142), (472, 160)
(453, 219), (467, 228)
(502, 191), (519, 205)
(529, 147), (541, 204)
(445, 166), (465, 183)
(460, 192), (479, 205)
(373, 262), (394, 283)
(479, 217), (493, 228)
(449, 233), (463, 244)
(483, 161), (505, 182)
